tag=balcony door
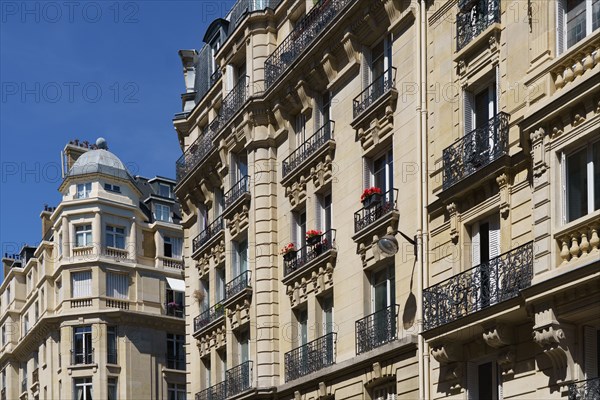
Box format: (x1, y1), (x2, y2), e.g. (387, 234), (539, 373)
(371, 265), (396, 346)
(230, 152), (248, 187)
(73, 326), (93, 364)
(465, 81), (498, 164)
(233, 239), (248, 278)
(365, 149), (394, 203)
(369, 36), (392, 87)
(293, 209), (307, 251)
(471, 214), (500, 308)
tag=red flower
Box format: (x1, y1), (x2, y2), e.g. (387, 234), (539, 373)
(306, 229), (323, 238)
(280, 243), (296, 255)
(360, 187), (383, 202)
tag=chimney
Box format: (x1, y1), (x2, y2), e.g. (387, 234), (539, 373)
(61, 139), (93, 178)
(179, 50), (198, 93)
(40, 204), (55, 240)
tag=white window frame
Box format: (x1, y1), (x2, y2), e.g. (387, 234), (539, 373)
(168, 383), (186, 400)
(559, 0), (600, 54)
(562, 140), (600, 224)
(373, 382), (397, 400)
(106, 225), (126, 249)
(467, 359), (501, 400)
(154, 204), (172, 222)
(75, 224), (93, 248)
(73, 377), (93, 400)
(158, 183), (172, 198)
(371, 264), (395, 313)
(76, 183), (92, 199)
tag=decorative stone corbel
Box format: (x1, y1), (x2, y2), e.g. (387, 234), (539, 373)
(482, 324), (513, 348)
(457, 59), (467, 76)
(497, 348), (516, 376)
(572, 104), (586, 126)
(295, 80), (313, 116)
(446, 202), (459, 244)
(317, 381), (333, 400)
(496, 173), (510, 219)
(294, 390), (301, 400)
(312, 156), (334, 189)
(530, 128), (547, 179)
(286, 178), (307, 208)
(550, 117), (564, 138)
(431, 342), (463, 364)
(321, 51), (338, 82)
(489, 35), (499, 53)
(532, 304), (574, 384)
(342, 31), (359, 64)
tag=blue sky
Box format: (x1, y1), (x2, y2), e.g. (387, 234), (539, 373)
(0, 0), (235, 255)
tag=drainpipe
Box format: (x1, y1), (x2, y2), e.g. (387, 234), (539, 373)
(416, 0), (430, 399)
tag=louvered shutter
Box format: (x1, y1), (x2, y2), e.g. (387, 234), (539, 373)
(557, 0), (565, 55)
(362, 45), (371, 88)
(229, 153), (237, 188)
(489, 214), (501, 302)
(363, 158), (372, 189)
(464, 91), (475, 134)
(471, 222), (481, 267)
(467, 362), (478, 400)
(291, 213), (298, 246)
(316, 196), (323, 232)
(232, 241), (240, 277)
(314, 96), (322, 132)
(584, 326), (599, 379)
(489, 214), (501, 259)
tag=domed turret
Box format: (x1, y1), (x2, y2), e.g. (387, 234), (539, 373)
(68, 139), (130, 180)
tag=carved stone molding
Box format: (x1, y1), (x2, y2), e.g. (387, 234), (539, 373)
(286, 260), (335, 308)
(356, 112), (394, 153)
(483, 324), (513, 348)
(532, 305), (574, 384)
(549, 117), (564, 139)
(196, 239), (226, 270)
(489, 35), (499, 53)
(446, 202), (459, 243)
(312, 156), (334, 190)
(317, 381), (333, 400)
(321, 51), (338, 82)
(295, 80), (314, 116)
(496, 173), (510, 219)
(198, 322), (227, 357)
(285, 178), (308, 208)
(530, 128), (547, 179)
(342, 31), (359, 64)
(571, 104), (587, 127)
(227, 298), (251, 331)
(497, 348), (516, 376)
(431, 342), (463, 364)
(226, 205), (249, 238)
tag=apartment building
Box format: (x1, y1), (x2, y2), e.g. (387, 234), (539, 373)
(0, 139), (186, 399)
(174, 0), (599, 399)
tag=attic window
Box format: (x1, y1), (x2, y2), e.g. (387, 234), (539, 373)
(104, 183), (121, 193)
(158, 183), (172, 198)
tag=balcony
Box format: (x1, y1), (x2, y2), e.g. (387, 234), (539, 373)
(224, 175), (250, 210)
(228, 0), (282, 32)
(193, 303), (225, 335)
(166, 353), (186, 370)
(423, 242), (534, 331)
(195, 381), (227, 400)
(71, 348), (94, 365)
(225, 270), (252, 300)
(442, 112), (509, 190)
(356, 305), (399, 355)
(568, 377), (600, 400)
(353, 67), (397, 119)
(210, 69), (222, 87)
(264, 0), (355, 89)
(226, 361), (253, 397)
(175, 118), (220, 182)
(166, 302), (185, 318)
(354, 188), (398, 233)
(283, 229), (336, 278)
(193, 216), (225, 254)
(456, 0), (500, 51)
(285, 332), (336, 382)
(102, 246), (131, 260)
(282, 121), (335, 180)
(220, 76), (248, 128)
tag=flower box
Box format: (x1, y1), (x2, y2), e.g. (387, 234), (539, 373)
(361, 187), (383, 207)
(306, 229), (323, 245)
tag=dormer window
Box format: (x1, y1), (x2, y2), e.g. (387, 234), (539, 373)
(104, 183), (121, 193)
(209, 32), (222, 76)
(158, 183), (172, 199)
(154, 204), (172, 222)
(76, 183), (92, 199)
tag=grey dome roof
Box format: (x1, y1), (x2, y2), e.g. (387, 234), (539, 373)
(69, 149), (130, 180)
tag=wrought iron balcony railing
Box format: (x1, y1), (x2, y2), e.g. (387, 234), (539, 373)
(423, 242), (534, 331)
(226, 361), (253, 397)
(175, 118), (220, 182)
(225, 175), (250, 208)
(71, 348), (94, 365)
(264, 0), (355, 89)
(193, 216), (224, 253)
(457, 0), (500, 51)
(210, 69), (222, 86)
(568, 377), (600, 400)
(220, 76), (249, 127)
(228, 0), (282, 32)
(442, 112), (509, 190)
(166, 302), (185, 318)
(354, 188), (398, 233)
(195, 381), (227, 400)
(166, 353), (186, 370)
(194, 303), (226, 333)
(356, 305), (398, 355)
(225, 270), (252, 299)
(353, 67), (397, 118)
(283, 229), (336, 277)
(282, 121), (334, 178)
(285, 332), (336, 381)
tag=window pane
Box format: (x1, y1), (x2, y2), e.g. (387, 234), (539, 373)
(593, 0), (600, 30)
(567, 148), (588, 221)
(567, 0), (587, 48)
(594, 141), (600, 211)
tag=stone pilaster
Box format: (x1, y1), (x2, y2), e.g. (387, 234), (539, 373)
(530, 128), (552, 276)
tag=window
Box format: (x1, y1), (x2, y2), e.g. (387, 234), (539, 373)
(27, 271), (33, 293)
(76, 183), (92, 199)
(564, 141), (600, 223)
(321, 92), (331, 125)
(167, 333), (185, 370)
(470, 214), (500, 308)
(467, 361), (500, 400)
(209, 32), (222, 75)
(107, 378), (117, 400)
(107, 326), (117, 364)
(218, 348), (227, 381)
(214, 188), (224, 218)
(73, 326), (93, 364)
(216, 267), (225, 302)
(293, 209), (307, 250)
(33, 351), (39, 369)
(294, 113), (306, 148)
(233, 239), (248, 277)
(317, 192), (332, 233)
(372, 264), (395, 314)
(158, 183), (172, 198)
(106, 272), (128, 299)
(35, 302), (39, 321)
(231, 152), (248, 185)
(71, 271), (92, 298)
(164, 236), (182, 259)
(202, 356), (211, 388)
(104, 183), (121, 193)
(75, 225), (92, 248)
(295, 307), (308, 347)
(106, 226), (125, 249)
(6, 285), (10, 304)
(23, 313), (29, 336)
(582, 327), (599, 379)
(40, 287), (45, 312)
(560, 0), (600, 51)
(373, 383), (397, 400)
(464, 81), (497, 134)
(1, 368), (5, 390)
(361, 35), (392, 95)
(320, 295), (334, 335)
(168, 383), (186, 400)
(200, 279), (210, 313)
(1, 325), (5, 346)
(154, 204), (172, 222)
(238, 329), (250, 364)
(166, 288), (184, 318)
(364, 149), (394, 199)
(56, 279), (63, 304)
(73, 377), (93, 400)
